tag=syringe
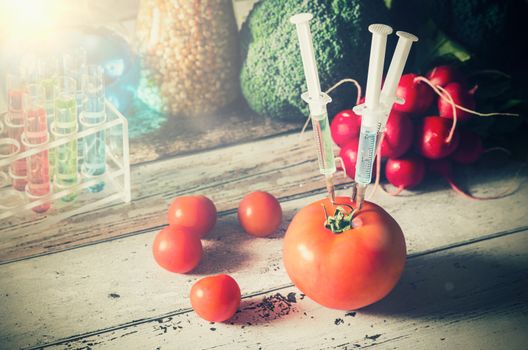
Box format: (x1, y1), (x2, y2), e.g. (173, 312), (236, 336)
(291, 13), (337, 202)
(378, 31), (419, 133)
(353, 24), (393, 209)
(354, 29), (418, 209)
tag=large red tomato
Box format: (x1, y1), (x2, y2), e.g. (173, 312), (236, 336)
(283, 197), (406, 310)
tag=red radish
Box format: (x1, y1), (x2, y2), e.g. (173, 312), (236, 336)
(330, 109), (361, 147)
(426, 65), (466, 87)
(438, 82), (476, 122)
(385, 155), (426, 190)
(338, 138), (359, 178)
(380, 110), (414, 159)
(393, 73), (434, 114)
(450, 130), (484, 164)
(338, 138), (377, 179)
(416, 116), (460, 159)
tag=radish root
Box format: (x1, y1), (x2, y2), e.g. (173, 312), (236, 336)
(381, 184), (404, 196)
(414, 76), (458, 143)
(483, 147), (511, 156)
(413, 76), (519, 117)
(325, 78), (362, 105)
(448, 161), (525, 201)
(300, 78), (363, 137)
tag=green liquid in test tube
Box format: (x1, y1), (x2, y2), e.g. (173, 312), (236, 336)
(63, 48), (87, 171)
(38, 57), (59, 180)
(53, 77), (78, 202)
(81, 65), (106, 192)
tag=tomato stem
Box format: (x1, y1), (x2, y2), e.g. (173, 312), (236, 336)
(322, 204), (356, 234)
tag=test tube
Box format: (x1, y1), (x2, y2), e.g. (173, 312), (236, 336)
(0, 138), (25, 211)
(80, 65), (106, 192)
(38, 57), (59, 179)
(23, 84), (51, 213)
(53, 76), (78, 202)
(6, 74), (27, 191)
(63, 48), (87, 170)
(0, 112), (5, 189)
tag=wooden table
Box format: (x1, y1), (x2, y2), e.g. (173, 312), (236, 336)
(0, 111), (527, 350)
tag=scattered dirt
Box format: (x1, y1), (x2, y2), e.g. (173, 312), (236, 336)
(365, 334), (382, 341)
(334, 318), (344, 325)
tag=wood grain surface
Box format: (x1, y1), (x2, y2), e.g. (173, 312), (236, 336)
(40, 229), (528, 350)
(1, 162), (526, 348)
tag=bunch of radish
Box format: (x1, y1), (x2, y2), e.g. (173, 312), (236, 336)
(330, 65), (516, 198)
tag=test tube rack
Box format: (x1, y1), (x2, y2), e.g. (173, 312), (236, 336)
(0, 100), (131, 224)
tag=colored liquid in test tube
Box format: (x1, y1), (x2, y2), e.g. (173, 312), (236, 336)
(81, 65), (106, 192)
(38, 57), (59, 180)
(53, 77), (78, 202)
(23, 84), (51, 213)
(63, 48), (87, 171)
(6, 74), (27, 191)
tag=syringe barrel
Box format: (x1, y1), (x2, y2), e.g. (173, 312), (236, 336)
(290, 13), (322, 104)
(365, 24), (393, 110)
(311, 111), (336, 176)
(354, 125), (378, 185)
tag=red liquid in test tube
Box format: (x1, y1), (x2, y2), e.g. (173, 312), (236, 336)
(24, 86), (51, 213)
(6, 88), (27, 191)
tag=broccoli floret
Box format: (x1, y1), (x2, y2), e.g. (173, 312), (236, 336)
(240, 0), (389, 120)
(431, 0), (511, 57)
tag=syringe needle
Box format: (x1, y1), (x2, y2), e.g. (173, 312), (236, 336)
(325, 175), (335, 203)
(355, 184), (366, 210)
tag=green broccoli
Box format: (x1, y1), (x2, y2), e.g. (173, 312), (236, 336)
(391, 0), (525, 64)
(430, 0), (511, 57)
(240, 0), (389, 120)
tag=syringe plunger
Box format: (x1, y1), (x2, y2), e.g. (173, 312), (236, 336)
(364, 24), (393, 110)
(380, 31), (418, 106)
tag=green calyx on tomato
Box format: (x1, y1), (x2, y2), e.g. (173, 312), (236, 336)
(322, 203), (357, 234)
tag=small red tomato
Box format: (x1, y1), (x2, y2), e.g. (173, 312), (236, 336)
(190, 274), (241, 322)
(330, 109), (362, 147)
(168, 195), (217, 238)
(238, 191), (282, 237)
(152, 226), (203, 273)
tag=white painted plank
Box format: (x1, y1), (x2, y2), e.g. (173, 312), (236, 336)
(1, 169), (527, 349)
(0, 132), (327, 262)
(43, 229), (528, 350)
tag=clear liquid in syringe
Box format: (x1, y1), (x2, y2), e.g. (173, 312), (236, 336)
(311, 112), (336, 176)
(355, 129), (377, 184)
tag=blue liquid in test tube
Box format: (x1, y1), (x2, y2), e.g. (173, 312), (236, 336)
(53, 76), (78, 202)
(81, 65), (106, 192)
